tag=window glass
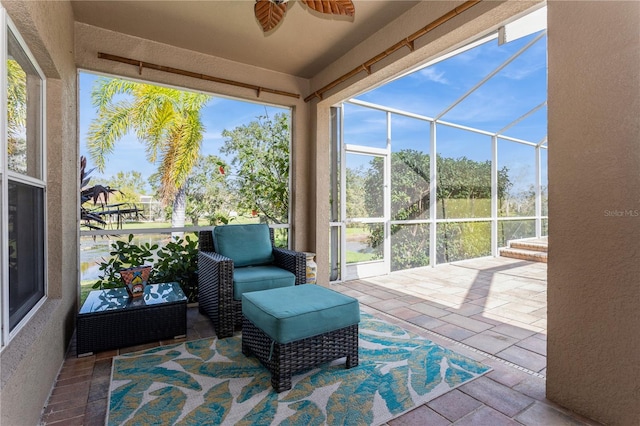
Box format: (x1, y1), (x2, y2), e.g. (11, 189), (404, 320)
(7, 29), (42, 179)
(345, 153), (383, 219)
(391, 114), (430, 220)
(540, 147), (548, 216)
(391, 224), (429, 271)
(498, 140), (536, 217)
(5, 24), (46, 333)
(8, 181), (45, 329)
(498, 219), (536, 248)
(436, 221), (491, 263)
(343, 103), (387, 149)
(346, 223), (383, 264)
(436, 125), (492, 219)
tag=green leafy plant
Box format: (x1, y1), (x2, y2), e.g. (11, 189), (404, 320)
(153, 235), (199, 303)
(92, 234), (158, 289)
(92, 234), (199, 303)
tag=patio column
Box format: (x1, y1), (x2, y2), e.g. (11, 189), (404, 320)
(546, 2), (640, 425)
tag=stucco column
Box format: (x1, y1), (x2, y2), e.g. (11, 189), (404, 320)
(546, 2), (640, 425)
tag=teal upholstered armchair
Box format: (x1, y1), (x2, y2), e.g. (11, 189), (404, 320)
(198, 223), (306, 338)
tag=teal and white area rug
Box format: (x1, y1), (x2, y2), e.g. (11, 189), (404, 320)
(107, 313), (490, 425)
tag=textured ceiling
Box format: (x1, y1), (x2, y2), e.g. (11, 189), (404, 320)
(71, 0), (421, 78)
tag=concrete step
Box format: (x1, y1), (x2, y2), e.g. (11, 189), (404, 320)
(510, 240), (548, 252)
(499, 247), (548, 263)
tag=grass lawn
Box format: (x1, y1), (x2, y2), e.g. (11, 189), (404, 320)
(107, 215), (261, 230)
(347, 251), (379, 263)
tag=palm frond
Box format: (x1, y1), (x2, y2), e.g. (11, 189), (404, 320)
(7, 60), (27, 140)
(86, 102), (133, 171)
(91, 78), (137, 111)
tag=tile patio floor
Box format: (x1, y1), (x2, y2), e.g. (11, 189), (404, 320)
(40, 257), (601, 425)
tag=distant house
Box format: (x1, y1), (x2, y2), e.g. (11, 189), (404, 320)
(139, 195), (164, 221)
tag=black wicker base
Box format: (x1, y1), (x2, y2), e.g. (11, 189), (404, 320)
(77, 301), (186, 356)
(242, 318), (359, 392)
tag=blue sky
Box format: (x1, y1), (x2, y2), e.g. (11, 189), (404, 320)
(78, 73), (289, 182)
(79, 30), (547, 196)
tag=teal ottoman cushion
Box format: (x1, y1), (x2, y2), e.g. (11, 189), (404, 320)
(233, 266), (295, 300)
(213, 224), (274, 267)
(242, 284), (360, 344)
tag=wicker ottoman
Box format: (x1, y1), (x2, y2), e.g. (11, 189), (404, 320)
(242, 284), (360, 392)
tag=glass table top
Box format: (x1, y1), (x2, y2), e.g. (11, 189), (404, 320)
(79, 282), (187, 314)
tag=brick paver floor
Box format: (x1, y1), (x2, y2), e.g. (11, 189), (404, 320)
(40, 257), (601, 425)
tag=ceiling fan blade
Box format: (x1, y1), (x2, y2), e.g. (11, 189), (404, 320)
(255, 0), (288, 32)
(302, 0), (355, 17)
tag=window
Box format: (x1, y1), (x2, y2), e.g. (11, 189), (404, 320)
(2, 14), (46, 342)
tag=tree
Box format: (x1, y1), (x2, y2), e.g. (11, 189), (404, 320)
(221, 113), (290, 224)
(80, 156), (143, 230)
(7, 59), (27, 173)
(184, 155), (229, 225)
(93, 171), (148, 205)
(364, 149), (512, 268)
(345, 166), (368, 218)
(86, 77), (211, 228)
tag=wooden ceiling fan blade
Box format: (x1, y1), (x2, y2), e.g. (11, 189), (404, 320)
(255, 0), (288, 32)
(302, 0), (355, 17)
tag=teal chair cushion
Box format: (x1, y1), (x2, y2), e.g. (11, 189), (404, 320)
(242, 284), (360, 344)
(213, 224), (274, 267)
(233, 266), (295, 300)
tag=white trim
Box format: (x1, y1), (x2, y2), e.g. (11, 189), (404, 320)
(346, 100), (541, 148)
(437, 120), (495, 137)
(344, 144), (388, 156)
(80, 223), (290, 238)
(435, 31), (546, 121)
(491, 135), (499, 257)
(6, 171), (45, 187)
(496, 102), (547, 136)
(535, 145), (542, 237)
(347, 98), (434, 122)
(496, 135), (539, 147)
(429, 121), (437, 267)
(383, 112), (391, 274)
(2, 13), (48, 346)
(1, 7), (8, 347)
(390, 219), (430, 226)
(339, 104), (347, 281)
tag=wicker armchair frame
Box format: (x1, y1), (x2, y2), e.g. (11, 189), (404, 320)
(198, 228), (306, 338)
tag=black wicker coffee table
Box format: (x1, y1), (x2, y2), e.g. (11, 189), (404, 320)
(76, 282), (187, 356)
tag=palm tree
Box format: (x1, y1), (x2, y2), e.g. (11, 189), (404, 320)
(7, 60), (27, 166)
(86, 78), (211, 227)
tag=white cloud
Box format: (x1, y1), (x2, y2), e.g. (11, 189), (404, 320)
(501, 62), (546, 80)
(416, 67), (449, 84)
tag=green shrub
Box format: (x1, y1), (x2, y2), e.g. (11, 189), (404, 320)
(92, 234), (199, 303)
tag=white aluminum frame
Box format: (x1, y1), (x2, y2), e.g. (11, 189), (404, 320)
(342, 143), (391, 281)
(1, 11), (48, 348)
(330, 29), (548, 281)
